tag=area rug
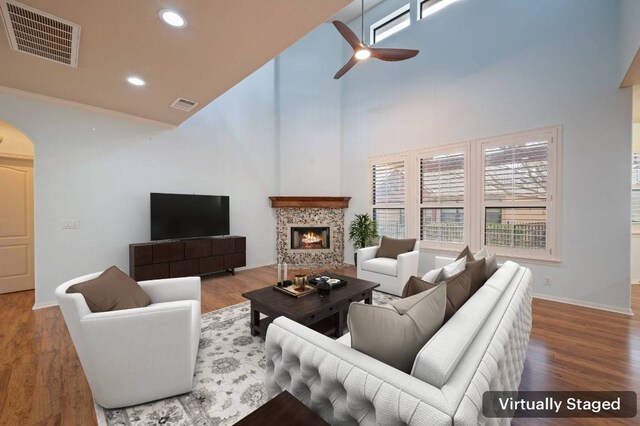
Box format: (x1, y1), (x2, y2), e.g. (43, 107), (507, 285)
(96, 291), (397, 426)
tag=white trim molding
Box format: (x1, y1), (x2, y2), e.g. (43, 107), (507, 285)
(533, 293), (634, 316)
(32, 300), (58, 310)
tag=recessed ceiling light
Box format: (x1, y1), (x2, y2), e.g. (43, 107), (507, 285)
(159, 9), (187, 28)
(126, 76), (146, 86)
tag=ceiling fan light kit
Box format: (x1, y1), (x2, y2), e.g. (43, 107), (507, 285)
(332, 0), (419, 79)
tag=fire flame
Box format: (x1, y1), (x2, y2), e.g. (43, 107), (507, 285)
(302, 232), (322, 244)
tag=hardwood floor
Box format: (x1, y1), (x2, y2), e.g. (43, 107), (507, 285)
(0, 267), (638, 425)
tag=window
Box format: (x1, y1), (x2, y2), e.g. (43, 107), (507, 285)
(480, 128), (559, 259)
(632, 153), (640, 230)
(370, 157), (407, 238)
(419, 0), (460, 20)
(418, 146), (467, 247)
(367, 126), (561, 261)
(370, 5), (410, 44)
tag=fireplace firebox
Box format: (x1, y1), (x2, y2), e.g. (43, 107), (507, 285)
(290, 226), (330, 250)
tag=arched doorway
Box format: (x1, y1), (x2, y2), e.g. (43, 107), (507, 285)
(0, 120), (34, 294)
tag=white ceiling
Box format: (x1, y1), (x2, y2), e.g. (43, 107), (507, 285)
(0, 0), (350, 126)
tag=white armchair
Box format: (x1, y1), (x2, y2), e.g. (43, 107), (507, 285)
(55, 273), (201, 409)
(357, 241), (420, 296)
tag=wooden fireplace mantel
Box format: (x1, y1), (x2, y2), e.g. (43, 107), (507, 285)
(269, 196), (351, 209)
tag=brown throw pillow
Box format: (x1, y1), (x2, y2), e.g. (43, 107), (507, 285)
(403, 269), (472, 322)
(467, 258), (487, 295)
(402, 275), (434, 298)
(376, 236), (417, 259)
(67, 266), (152, 312)
(456, 245), (475, 262)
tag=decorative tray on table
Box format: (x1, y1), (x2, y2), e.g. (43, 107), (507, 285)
(307, 276), (347, 289)
(272, 284), (316, 298)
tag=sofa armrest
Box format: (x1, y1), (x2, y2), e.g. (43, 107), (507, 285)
(265, 317), (453, 425)
(397, 250), (420, 285)
(138, 276), (201, 303)
(79, 300), (200, 407)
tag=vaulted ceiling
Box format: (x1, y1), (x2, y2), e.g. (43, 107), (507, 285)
(0, 0), (350, 126)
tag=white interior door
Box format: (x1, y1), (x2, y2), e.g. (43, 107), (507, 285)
(0, 156), (34, 294)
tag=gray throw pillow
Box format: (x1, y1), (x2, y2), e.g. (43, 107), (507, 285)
(348, 283), (446, 373)
(375, 236), (417, 259)
(67, 266), (152, 312)
(403, 269), (472, 322)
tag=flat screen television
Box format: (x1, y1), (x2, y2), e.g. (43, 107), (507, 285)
(150, 193), (230, 240)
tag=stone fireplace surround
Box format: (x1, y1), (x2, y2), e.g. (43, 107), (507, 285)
(270, 197), (350, 268)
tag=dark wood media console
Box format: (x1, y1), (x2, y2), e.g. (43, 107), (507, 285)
(129, 236), (246, 280)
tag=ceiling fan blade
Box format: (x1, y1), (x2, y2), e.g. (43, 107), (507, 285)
(333, 21), (362, 50)
(370, 48), (419, 62)
(334, 56), (359, 79)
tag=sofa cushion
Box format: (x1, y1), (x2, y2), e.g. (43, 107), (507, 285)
(467, 258), (487, 295)
(456, 246), (475, 262)
(375, 236), (417, 259)
(66, 266), (151, 312)
(361, 257), (398, 277)
(403, 269), (472, 322)
(411, 261), (520, 387)
(422, 257), (466, 283)
(474, 248), (499, 278)
(348, 283), (446, 373)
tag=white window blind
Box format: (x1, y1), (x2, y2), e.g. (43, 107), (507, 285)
(632, 153), (640, 224)
(483, 139), (550, 252)
(419, 151), (465, 243)
(371, 159), (406, 238)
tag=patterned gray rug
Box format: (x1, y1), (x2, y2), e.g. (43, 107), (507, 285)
(96, 291), (397, 426)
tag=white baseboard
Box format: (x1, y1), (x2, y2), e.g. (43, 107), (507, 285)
(32, 300), (58, 310)
(533, 293), (634, 316)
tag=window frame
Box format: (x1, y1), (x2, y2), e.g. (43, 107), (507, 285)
(369, 153), (411, 239)
(366, 125), (562, 263)
(477, 126), (561, 262)
(632, 152), (640, 234)
(416, 143), (470, 252)
(370, 4), (411, 45)
(418, 0), (459, 20)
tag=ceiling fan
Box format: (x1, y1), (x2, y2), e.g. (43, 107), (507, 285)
(332, 0), (419, 79)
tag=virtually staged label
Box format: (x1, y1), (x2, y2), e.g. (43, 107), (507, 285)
(482, 391), (637, 418)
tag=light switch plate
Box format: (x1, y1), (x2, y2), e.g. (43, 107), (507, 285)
(61, 219), (80, 229)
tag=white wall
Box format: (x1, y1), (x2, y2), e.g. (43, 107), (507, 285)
(0, 120), (34, 157)
(620, 0), (640, 82)
(340, 0), (632, 312)
(0, 62), (278, 307)
(277, 24), (344, 195)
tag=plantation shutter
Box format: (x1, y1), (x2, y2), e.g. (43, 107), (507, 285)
(483, 140), (549, 251)
(419, 152), (465, 243)
(371, 160), (406, 238)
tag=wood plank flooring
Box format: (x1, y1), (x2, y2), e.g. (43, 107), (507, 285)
(0, 266), (638, 425)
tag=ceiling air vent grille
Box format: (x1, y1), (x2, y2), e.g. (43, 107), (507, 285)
(170, 98), (198, 112)
(0, 0), (81, 67)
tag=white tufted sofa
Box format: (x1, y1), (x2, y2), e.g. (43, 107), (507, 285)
(265, 261), (532, 425)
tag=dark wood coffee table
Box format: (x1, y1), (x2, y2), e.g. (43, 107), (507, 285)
(234, 391), (328, 426)
(242, 272), (379, 338)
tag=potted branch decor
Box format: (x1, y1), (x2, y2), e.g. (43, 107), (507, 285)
(348, 213), (379, 267)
